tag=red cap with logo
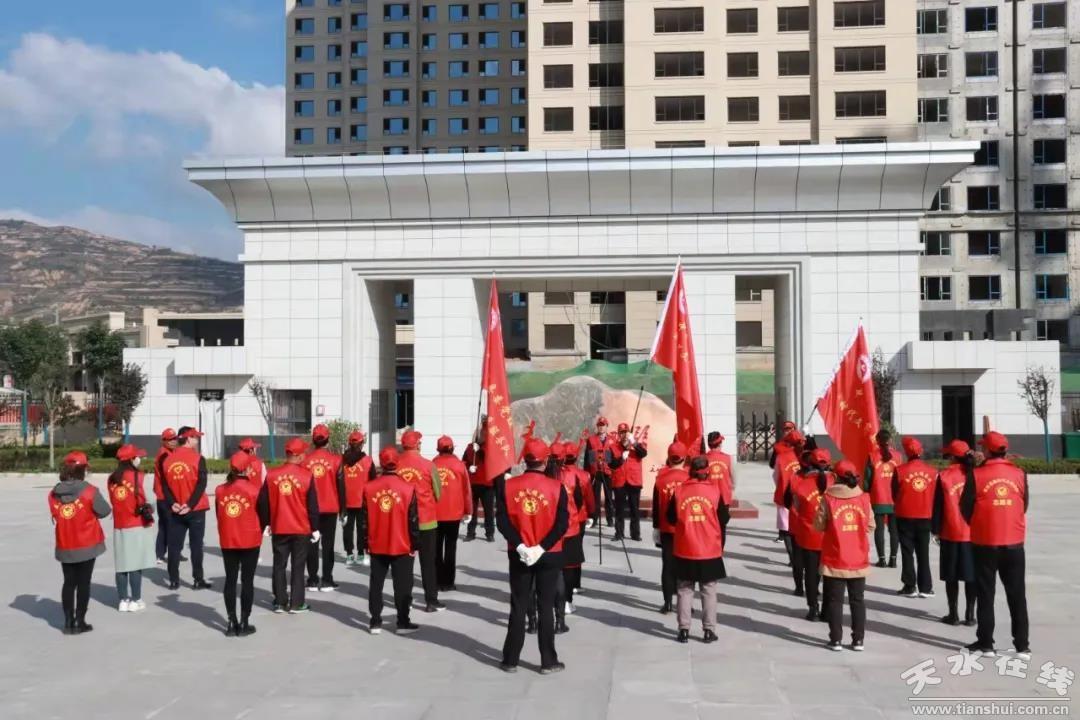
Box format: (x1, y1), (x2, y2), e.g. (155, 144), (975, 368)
(238, 438), (260, 451)
(563, 442), (580, 459)
(116, 444), (148, 463)
(160, 428), (178, 442)
(63, 451), (89, 467)
(667, 441), (688, 461)
(401, 430), (422, 449)
(902, 436), (923, 458)
(285, 437), (309, 456)
(979, 431), (1008, 454)
(379, 446), (399, 468)
(596, 416), (609, 427)
(809, 448), (832, 466)
(549, 441), (565, 459)
(347, 430), (366, 445)
(783, 430), (805, 446)
(523, 438), (550, 463)
(834, 459), (858, 479)
(617, 422), (630, 433)
(436, 435), (454, 452)
(941, 439), (971, 458)
(311, 424), (330, 441)
(230, 451), (252, 473)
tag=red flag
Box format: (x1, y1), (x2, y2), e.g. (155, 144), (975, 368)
(650, 263), (704, 451)
(816, 323), (880, 468)
(481, 280), (514, 483)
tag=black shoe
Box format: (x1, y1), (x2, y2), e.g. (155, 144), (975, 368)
(62, 616), (76, 636)
(875, 558), (887, 568)
(179, 554), (188, 562)
(540, 662), (566, 675)
(555, 620), (570, 634)
(851, 640), (865, 652)
(74, 619), (93, 634)
(423, 601), (446, 613)
(168, 580), (181, 590)
(526, 617), (537, 634)
(702, 630), (718, 644)
(888, 557), (897, 568)
(369, 621), (382, 635)
(630, 536), (642, 542)
(792, 587), (804, 597)
(396, 621), (420, 635)
(463, 534), (476, 542)
(192, 579), (212, 590)
(964, 641), (996, 657)
(817, 609), (826, 622)
(826, 640), (843, 652)
(485, 536), (495, 543)
(897, 586), (918, 598)
(805, 607), (818, 621)
(273, 603), (286, 614)
(660, 602), (672, 614)
(319, 581), (340, 593)
(239, 620), (257, 636)
(963, 614), (977, 627)
(612, 534), (625, 541)
(225, 619), (239, 637)
(500, 662), (518, 673)
(605, 519), (614, 527)
(941, 613), (960, 626)
(677, 629), (690, 644)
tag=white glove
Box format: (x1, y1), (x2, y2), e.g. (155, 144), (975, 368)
(263, 526), (271, 537)
(462, 515), (473, 525)
(516, 543), (530, 564)
(525, 545), (545, 566)
(585, 519), (595, 529)
(652, 528), (661, 546)
(469, 466), (477, 474)
(311, 530), (322, 543)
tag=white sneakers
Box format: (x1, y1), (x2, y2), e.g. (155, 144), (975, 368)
(118, 599), (130, 612)
(118, 599), (145, 612)
(361, 554), (371, 567)
(565, 602), (575, 615)
(344, 554), (371, 566)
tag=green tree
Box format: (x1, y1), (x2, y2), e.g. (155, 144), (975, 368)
(24, 325), (70, 468)
(326, 418), (362, 454)
(110, 363), (148, 442)
(0, 320), (68, 449)
(74, 322), (127, 444)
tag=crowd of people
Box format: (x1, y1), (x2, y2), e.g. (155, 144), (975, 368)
(46, 415), (1031, 671)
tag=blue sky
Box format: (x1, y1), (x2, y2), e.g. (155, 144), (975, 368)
(0, 1), (285, 259)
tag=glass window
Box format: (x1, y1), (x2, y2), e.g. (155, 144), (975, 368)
(654, 7), (704, 33)
(480, 32), (500, 49)
(350, 124), (367, 141)
(422, 118), (437, 136)
(272, 390), (312, 436)
(835, 46), (886, 72)
(1034, 139), (1066, 164)
(383, 60), (410, 78)
(293, 128), (314, 145)
(544, 324), (575, 350)
(834, 1), (885, 27)
(328, 44), (342, 61)
(384, 146), (409, 155)
(480, 117), (500, 134)
(918, 54), (949, 79)
(965, 51), (998, 78)
(966, 96), (999, 122)
(778, 6), (810, 32)
(974, 140), (999, 166)
(383, 117), (409, 136)
(511, 2), (526, 19)
(351, 41), (368, 58)
(589, 63), (624, 88)
(967, 186), (1000, 211)
(544, 107), (574, 132)
(920, 276), (952, 301)
(383, 88), (409, 106)
(589, 20), (623, 44)
(480, 3), (499, 19)
(328, 16), (342, 33)
(968, 231), (1001, 256)
(1034, 94), (1067, 120)
(384, 32), (409, 49)
(835, 91), (887, 117)
(294, 72), (315, 89)
(656, 52), (706, 78)
(351, 12), (367, 30)
(917, 9), (948, 34)
(921, 231), (951, 256)
(422, 5), (437, 21)
(512, 87), (526, 104)
(1036, 320), (1069, 343)
(421, 90), (437, 107)
(965, 7), (998, 32)
(1034, 184), (1068, 209)
(350, 95), (367, 113)
(422, 62), (437, 79)
(294, 18), (315, 35)
(350, 68), (367, 86)
(328, 71), (342, 88)
(1033, 47), (1068, 74)
(511, 30), (526, 48)
(449, 89), (469, 106)
(1035, 229), (1067, 254)
(726, 8), (757, 33)
(449, 4), (469, 22)
(918, 98), (949, 123)
(479, 88), (499, 105)
(589, 105), (624, 131)
(544, 22), (573, 46)
(327, 99), (342, 116)
(727, 97), (759, 122)
(655, 96), (706, 122)
(384, 3), (410, 21)
(778, 51), (810, 77)
(511, 59), (526, 76)
(511, 116), (527, 133)
(779, 95), (811, 121)
(930, 187), (952, 212)
(422, 33), (437, 50)
(726, 52), (758, 78)
(449, 117), (470, 135)
(1035, 275), (1069, 301)
(1032, 3), (1066, 29)
(294, 45), (315, 62)
(480, 60), (499, 76)
(450, 32), (469, 49)
(294, 100), (315, 117)
(327, 127), (342, 144)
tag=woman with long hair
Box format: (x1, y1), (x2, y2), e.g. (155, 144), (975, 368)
(107, 445), (157, 612)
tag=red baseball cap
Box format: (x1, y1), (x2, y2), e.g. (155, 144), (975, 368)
(160, 428), (178, 442)
(178, 427), (204, 439)
(783, 430), (805, 446)
(782, 421), (797, 431)
(116, 444), (148, 463)
(379, 446), (399, 468)
(596, 417), (608, 427)
(63, 451), (88, 467)
(834, 459), (858, 479)
(549, 441), (565, 459)
(902, 436), (923, 458)
(941, 439), (971, 458)
(667, 441), (688, 461)
(436, 435), (454, 452)
(523, 438), (550, 463)
(401, 430), (422, 449)
(284, 437), (309, 456)
(617, 422), (630, 433)
(979, 431), (1008, 454)
(809, 448), (831, 466)
(238, 438), (260, 451)
(229, 451), (252, 473)
(311, 424), (330, 441)
(563, 442), (580, 459)
(347, 430), (366, 445)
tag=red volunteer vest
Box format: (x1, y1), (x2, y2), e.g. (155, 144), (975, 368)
(790, 471), (835, 551)
(153, 446), (169, 500)
(163, 446), (209, 511)
(502, 470), (564, 553)
(463, 443), (494, 487)
(215, 479), (262, 549)
(558, 467), (581, 538)
(672, 480), (723, 560)
(867, 456), (897, 506)
(969, 458), (1026, 546)
(587, 433), (610, 474)
(820, 492), (872, 571)
(247, 454), (266, 488)
(705, 449), (734, 505)
(654, 465), (689, 534)
(773, 451), (800, 506)
(396, 450), (438, 526)
(49, 485), (105, 552)
(303, 447), (341, 514)
(570, 466), (592, 523)
(265, 464), (314, 535)
(894, 459), (938, 519)
(938, 464), (971, 543)
(364, 475), (417, 556)
(434, 453), (471, 522)
(342, 455), (373, 509)
(108, 469), (147, 530)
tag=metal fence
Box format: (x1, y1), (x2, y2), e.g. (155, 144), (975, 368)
(736, 412), (779, 462)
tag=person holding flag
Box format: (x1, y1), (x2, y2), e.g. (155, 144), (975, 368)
(463, 415), (497, 542)
(477, 278), (516, 516)
(814, 321), (880, 473)
(606, 423), (647, 542)
(650, 261), (704, 452)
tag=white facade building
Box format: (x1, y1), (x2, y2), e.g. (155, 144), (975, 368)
(125, 144), (1061, 459)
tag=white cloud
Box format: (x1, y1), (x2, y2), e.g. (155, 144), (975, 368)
(0, 33), (284, 158)
(215, 5), (270, 31)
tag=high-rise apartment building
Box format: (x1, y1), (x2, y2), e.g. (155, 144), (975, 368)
(285, 0), (529, 156)
(528, 0), (918, 149)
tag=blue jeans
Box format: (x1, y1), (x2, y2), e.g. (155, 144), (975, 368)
(115, 570), (143, 601)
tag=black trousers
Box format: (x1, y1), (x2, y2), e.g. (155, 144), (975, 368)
(946, 580), (977, 618)
(369, 554), (414, 626)
(435, 520), (461, 588)
(660, 532), (676, 603)
(271, 534), (309, 608)
(614, 486), (642, 539)
(222, 548), (259, 621)
(306, 513), (338, 584)
(591, 472), (614, 525)
(418, 528), (439, 605)
(897, 517), (933, 593)
(562, 566), (581, 605)
(467, 485), (495, 539)
(503, 554), (561, 668)
(167, 510), (206, 585)
(61, 558), (95, 621)
(342, 508), (366, 555)
(790, 535), (804, 591)
(155, 500), (172, 560)
(973, 544), (1029, 650)
(780, 530), (795, 569)
(823, 576), (866, 644)
(874, 512), (898, 560)
(798, 544), (822, 609)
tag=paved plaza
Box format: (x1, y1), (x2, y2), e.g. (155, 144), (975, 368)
(1, 464), (1077, 720)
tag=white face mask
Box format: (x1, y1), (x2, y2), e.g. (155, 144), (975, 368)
(132, 457), (142, 468)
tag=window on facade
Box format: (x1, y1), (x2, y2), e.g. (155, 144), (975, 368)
(968, 275), (1001, 301)
(294, 72), (315, 90)
(511, 1), (526, 19)
(837, 136), (886, 145)
(779, 95), (811, 121)
(422, 118), (437, 136)
(512, 87), (526, 104)
(966, 51), (998, 78)
(834, 1), (885, 27)
(511, 58), (527, 76)
(930, 187), (952, 212)
(544, 324), (575, 350)
(728, 97), (759, 122)
(327, 127), (342, 144)
(589, 63), (624, 88)
(294, 100), (315, 117)
(921, 276), (952, 301)
(1036, 274), (1070, 300)
(917, 9), (947, 34)
(656, 52), (706, 78)
(479, 88), (499, 105)
(966, 96), (999, 122)
(327, 99), (342, 116)
(328, 71), (342, 88)
(422, 4), (436, 21)
(422, 62), (437, 79)
(511, 116), (527, 134)
(480, 59), (499, 76)
(293, 127), (314, 145)
(654, 7), (704, 33)
(328, 43), (342, 60)
(656, 140), (707, 149)
(778, 51), (810, 76)
(350, 124), (367, 142)
(544, 65), (573, 88)
(729, 141), (760, 148)
(968, 186), (1000, 210)
(727, 52), (758, 78)
(1034, 184), (1068, 209)
(968, 231), (1001, 256)
(656, 95), (705, 122)
(480, 31), (499, 48)
(1034, 139), (1067, 165)
(1035, 229), (1067, 254)
(273, 390), (312, 435)
(294, 45), (315, 62)
(778, 139), (812, 146)
(449, 89), (469, 106)
(726, 8), (758, 34)
(383, 88), (409, 106)
(383, 60), (409, 78)
(383, 117), (409, 135)
(384, 146), (409, 155)
(421, 33), (436, 50)
(544, 292), (574, 305)
(973, 140), (999, 166)
(511, 30), (526, 48)
(835, 91), (886, 117)
(294, 18), (315, 35)
(449, 3), (469, 21)
(449, 61), (469, 78)
(350, 96), (368, 113)
(544, 107), (574, 132)
(351, 41), (368, 58)
(736, 321), (764, 348)
(590, 105), (625, 131)
(449, 32), (469, 49)
(1036, 320), (1069, 343)
(543, 22), (573, 46)
(1033, 94), (1067, 120)
(384, 32), (409, 49)
(480, 2), (499, 19)
(965, 7), (998, 32)
(835, 46), (886, 72)
(448, 117), (469, 135)
(589, 20), (623, 44)
(1033, 47), (1068, 74)
(921, 231), (951, 256)
(384, 3), (409, 21)
(918, 53), (949, 79)
(351, 12), (367, 29)
(777, 6), (810, 32)
(1033, 2), (1066, 29)
(918, 98), (949, 123)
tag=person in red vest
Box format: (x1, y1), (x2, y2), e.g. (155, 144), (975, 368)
(153, 427), (179, 564)
(339, 430), (376, 567)
(397, 429), (444, 612)
(433, 435), (472, 592)
(463, 416), (498, 542)
(560, 441), (594, 613)
(583, 416), (615, 528)
(933, 440), (977, 627)
(215, 451), (262, 636)
(773, 429), (804, 575)
(813, 459), (874, 651)
(606, 422), (647, 541)
(162, 426), (211, 591)
(361, 447), (421, 635)
(238, 438), (266, 487)
(863, 429), (899, 568)
(49, 451), (111, 634)
(652, 441), (689, 614)
(893, 436), (938, 598)
(497, 438), (570, 674)
(769, 421), (798, 470)
(257, 437), (321, 614)
(705, 431), (735, 547)
(666, 455), (726, 644)
(302, 424), (342, 592)
(785, 447), (835, 620)
(960, 431), (1029, 658)
(108, 444), (155, 613)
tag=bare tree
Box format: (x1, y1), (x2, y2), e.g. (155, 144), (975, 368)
(871, 348), (899, 428)
(250, 377), (277, 461)
(1018, 366), (1054, 461)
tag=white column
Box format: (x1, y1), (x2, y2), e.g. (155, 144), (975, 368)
(413, 277), (485, 449)
(343, 276), (396, 450)
(684, 271), (737, 446)
(774, 273), (795, 424)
